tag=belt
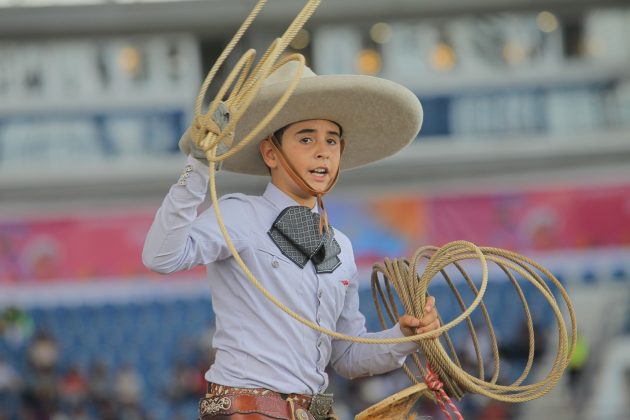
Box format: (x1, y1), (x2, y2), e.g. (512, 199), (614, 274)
(199, 393), (310, 419)
(201, 383), (334, 420)
(207, 382), (313, 409)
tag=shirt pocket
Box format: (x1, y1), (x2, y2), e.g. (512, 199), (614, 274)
(256, 247), (304, 293)
(323, 269), (351, 320)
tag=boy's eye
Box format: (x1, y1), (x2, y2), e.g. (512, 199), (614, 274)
(299, 137), (313, 144)
(327, 138), (338, 145)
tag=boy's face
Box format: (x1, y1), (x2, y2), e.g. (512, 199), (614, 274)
(261, 119), (342, 204)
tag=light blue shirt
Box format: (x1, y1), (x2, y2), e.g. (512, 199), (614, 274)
(143, 156), (418, 395)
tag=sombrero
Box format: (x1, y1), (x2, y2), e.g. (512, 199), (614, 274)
(182, 60), (423, 176)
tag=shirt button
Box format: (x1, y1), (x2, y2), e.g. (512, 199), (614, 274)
(317, 316), (322, 324)
(317, 290), (323, 299)
(271, 260), (280, 268)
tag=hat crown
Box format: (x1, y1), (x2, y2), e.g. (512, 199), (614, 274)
(263, 61), (317, 87)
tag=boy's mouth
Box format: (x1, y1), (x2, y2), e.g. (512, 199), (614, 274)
(309, 167), (329, 177)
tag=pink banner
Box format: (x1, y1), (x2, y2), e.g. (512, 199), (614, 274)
(428, 186), (630, 251)
(0, 211), (202, 283)
(1, 184), (628, 283)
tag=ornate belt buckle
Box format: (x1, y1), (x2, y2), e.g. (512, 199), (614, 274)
(198, 395), (232, 417)
(309, 393), (334, 420)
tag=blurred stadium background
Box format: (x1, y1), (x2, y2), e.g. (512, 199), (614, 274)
(1, 0), (630, 419)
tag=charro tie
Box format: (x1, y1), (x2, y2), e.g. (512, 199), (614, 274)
(268, 206), (341, 274)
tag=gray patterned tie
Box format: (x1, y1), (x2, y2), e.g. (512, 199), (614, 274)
(268, 206), (341, 274)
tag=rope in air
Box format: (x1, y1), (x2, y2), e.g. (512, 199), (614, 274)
(187, 0), (577, 408)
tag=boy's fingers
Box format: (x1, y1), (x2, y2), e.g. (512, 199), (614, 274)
(418, 311), (438, 326)
(400, 315), (420, 328)
(417, 320), (441, 335)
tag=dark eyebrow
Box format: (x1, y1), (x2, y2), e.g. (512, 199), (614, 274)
(295, 128), (341, 137)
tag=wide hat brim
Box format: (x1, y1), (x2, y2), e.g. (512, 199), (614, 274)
(223, 74), (423, 175)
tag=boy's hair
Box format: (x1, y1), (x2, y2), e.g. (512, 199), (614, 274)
(272, 126), (287, 145)
(262, 126), (287, 174)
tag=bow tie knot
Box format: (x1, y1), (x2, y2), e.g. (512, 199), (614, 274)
(268, 206), (341, 273)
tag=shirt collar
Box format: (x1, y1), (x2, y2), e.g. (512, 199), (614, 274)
(263, 182), (319, 213)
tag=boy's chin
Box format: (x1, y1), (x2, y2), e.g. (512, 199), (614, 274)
(311, 183), (333, 193)
(307, 176), (332, 189)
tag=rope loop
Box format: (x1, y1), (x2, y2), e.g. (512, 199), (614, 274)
(188, 0), (320, 167)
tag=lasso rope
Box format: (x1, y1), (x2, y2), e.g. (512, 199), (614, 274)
(371, 245), (576, 403)
(189, 0), (577, 409)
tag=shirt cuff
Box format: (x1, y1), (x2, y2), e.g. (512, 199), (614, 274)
(172, 155), (210, 196)
(188, 154), (211, 177)
(388, 323), (420, 357)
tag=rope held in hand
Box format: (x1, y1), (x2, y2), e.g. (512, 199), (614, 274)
(188, 0), (577, 407)
(371, 245), (576, 402)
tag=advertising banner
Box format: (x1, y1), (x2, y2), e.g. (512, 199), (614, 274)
(1, 184), (629, 283)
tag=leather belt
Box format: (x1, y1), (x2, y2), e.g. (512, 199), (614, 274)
(199, 394), (311, 419)
(207, 382), (312, 410)
(200, 383), (334, 420)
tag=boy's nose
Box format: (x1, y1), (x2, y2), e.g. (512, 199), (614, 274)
(315, 142), (329, 159)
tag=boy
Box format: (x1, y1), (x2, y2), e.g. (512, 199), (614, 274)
(143, 61), (439, 420)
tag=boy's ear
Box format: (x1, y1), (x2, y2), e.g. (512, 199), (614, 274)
(259, 138), (278, 170)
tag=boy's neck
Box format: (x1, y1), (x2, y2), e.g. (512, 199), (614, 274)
(271, 180), (317, 209)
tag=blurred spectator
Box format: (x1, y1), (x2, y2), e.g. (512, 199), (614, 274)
(0, 355), (21, 418)
(0, 355), (21, 394)
(22, 331), (61, 418)
(166, 360), (201, 404)
(474, 400), (511, 420)
(58, 363), (89, 410)
(27, 331), (59, 372)
(0, 306), (35, 349)
(114, 364), (144, 407)
(566, 331), (589, 404)
(66, 405), (91, 420)
(114, 364), (148, 420)
(87, 359), (111, 406)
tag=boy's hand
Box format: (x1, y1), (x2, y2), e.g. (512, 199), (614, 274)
(399, 296), (440, 337)
(179, 126), (210, 166)
(179, 102), (231, 168)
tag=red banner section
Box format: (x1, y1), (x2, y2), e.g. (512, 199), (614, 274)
(429, 186), (630, 251)
(1, 184), (628, 283)
(0, 212), (153, 283)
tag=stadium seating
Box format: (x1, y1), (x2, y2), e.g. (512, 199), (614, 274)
(0, 280), (558, 419)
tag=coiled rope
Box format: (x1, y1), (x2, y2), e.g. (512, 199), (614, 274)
(371, 244), (576, 403)
(190, 0), (577, 407)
